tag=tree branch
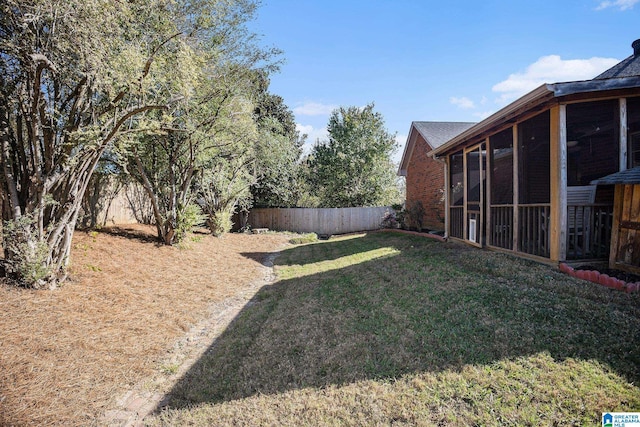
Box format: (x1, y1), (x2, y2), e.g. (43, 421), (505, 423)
(101, 104), (167, 147)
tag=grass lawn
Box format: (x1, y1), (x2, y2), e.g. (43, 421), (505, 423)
(148, 231), (640, 426)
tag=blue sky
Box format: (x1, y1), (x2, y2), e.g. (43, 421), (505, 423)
(249, 0), (640, 162)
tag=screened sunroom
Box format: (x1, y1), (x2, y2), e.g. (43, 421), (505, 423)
(431, 45), (640, 264)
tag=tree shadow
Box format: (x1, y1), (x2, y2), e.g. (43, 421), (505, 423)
(160, 232), (640, 410)
(241, 232), (402, 266)
(97, 225), (162, 246)
(239, 252), (273, 264)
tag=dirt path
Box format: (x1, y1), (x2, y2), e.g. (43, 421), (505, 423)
(102, 252), (281, 427)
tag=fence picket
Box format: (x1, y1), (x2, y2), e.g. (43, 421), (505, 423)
(248, 207), (393, 235)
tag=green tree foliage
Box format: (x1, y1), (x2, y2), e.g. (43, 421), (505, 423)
(0, 0), (177, 287)
(198, 155), (255, 236)
(306, 103), (400, 208)
(251, 74), (305, 208)
(120, 5), (279, 244)
(195, 91), (259, 236)
(0, 0), (282, 286)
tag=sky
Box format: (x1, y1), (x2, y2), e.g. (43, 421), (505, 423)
(248, 0), (640, 163)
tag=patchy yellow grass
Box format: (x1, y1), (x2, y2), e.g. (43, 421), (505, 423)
(149, 353), (639, 426)
(147, 231), (640, 426)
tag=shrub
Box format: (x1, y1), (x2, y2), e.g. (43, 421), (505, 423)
(405, 200), (426, 231)
(2, 215), (53, 288)
(175, 203), (206, 243)
(381, 210), (399, 229)
(207, 209), (234, 237)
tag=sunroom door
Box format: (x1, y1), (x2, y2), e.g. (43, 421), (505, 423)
(465, 144), (485, 247)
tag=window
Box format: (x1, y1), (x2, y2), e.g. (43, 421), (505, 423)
(449, 151), (464, 206)
(490, 128), (513, 205)
(631, 132), (640, 168)
(519, 111), (550, 204)
(566, 99), (619, 185)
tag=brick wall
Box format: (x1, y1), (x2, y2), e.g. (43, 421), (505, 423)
(405, 134), (445, 231)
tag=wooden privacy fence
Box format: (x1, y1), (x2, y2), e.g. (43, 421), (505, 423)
(99, 190), (139, 225)
(78, 183), (148, 228)
(248, 207), (393, 235)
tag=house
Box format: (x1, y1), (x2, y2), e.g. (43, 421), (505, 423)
(428, 38), (640, 264)
(398, 121), (475, 230)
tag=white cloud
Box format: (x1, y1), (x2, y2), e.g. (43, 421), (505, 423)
(492, 55), (619, 103)
(473, 111), (494, 120)
(292, 102), (337, 116)
(596, 0), (639, 10)
(296, 123), (314, 135)
(450, 96), (475, 109)
(296, 123), (328, 155)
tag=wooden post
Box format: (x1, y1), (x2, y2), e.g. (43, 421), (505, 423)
(443, 157), (450, 239)
(485, 137), (491, 247)
(463, 149), (468, 242)
(549, 105), (567, 262)
(620, 98), (628, 171)
(609, 184), (624, 269)
(512, 125), (519, 252)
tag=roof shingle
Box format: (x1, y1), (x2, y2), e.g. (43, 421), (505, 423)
(594, 54), (640, 79)
(594, 39), (640, 79)
(397, 121), (476, 176)
(412, 121), (476, 149)
(591, 167), (640, 185)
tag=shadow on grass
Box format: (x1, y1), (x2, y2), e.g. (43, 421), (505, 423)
(160, 232), (640, 409)
(243, 231), (400, 267)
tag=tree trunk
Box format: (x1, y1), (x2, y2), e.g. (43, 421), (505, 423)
(132, 150), (176, 245)
(1, 100), (165, 288)
(1, 146), (99, 288)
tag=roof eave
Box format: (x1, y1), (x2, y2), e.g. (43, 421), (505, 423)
(551, 75), (640, 96)
(397, 123), (418, 176)
(430, 76), (640, 158)
(591, 166), (640, 185)
(429, 84), (554, 158)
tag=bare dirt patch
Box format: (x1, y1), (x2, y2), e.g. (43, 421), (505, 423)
(0, 224), (288, 426)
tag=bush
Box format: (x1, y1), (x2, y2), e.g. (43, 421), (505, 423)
(175, 203), (206, 243)
(207, 209), (234, 237)
(405, 200), (426, 231)
(381, 210), (399, 229)
(2, 215), (53, 288)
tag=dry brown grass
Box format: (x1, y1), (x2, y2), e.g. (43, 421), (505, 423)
(0, 224), (288, 426)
